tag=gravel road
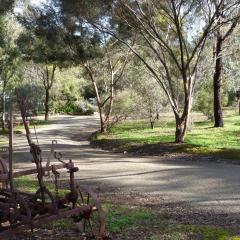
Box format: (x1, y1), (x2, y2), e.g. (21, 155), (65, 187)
(9, 114), (240, 214)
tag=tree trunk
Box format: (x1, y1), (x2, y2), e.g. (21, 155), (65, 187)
(1, 98), (5, 131)
(213, 33), (224, 127)
(238, 100), (240, 116)
(99, 109), (107, 133)
(1, 84), (6, 130)
(44, 88), (50, 121)
(175, 117), (185, 143)
(174, 92), (191, 143)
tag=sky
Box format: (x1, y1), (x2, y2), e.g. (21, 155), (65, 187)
(31, 0), (47, 6)
(14, 0), (47, 14)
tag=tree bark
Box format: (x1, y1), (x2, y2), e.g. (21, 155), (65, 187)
(99, 107), (107, 133)
(213, 33), (224, 127)
(1, 83), (6, 131)
(174, 85), (192, 143)
(44, 88), (50, 121)
(175, 115), (188, 143)
(43, 65), (56, 121)
(239, 100), (240, 116)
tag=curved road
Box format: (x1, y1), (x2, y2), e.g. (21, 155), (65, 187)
(10, 114), (240, 214)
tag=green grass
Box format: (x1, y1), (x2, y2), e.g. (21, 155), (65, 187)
(14, 176), (68, 196)
(11, 177), (240, 239)
(41, 202), (240, 239)
(93, 109), (240, 160)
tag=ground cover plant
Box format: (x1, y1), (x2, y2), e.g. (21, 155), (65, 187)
(92, 109), (240, 160)
(14, 177), (240, 240)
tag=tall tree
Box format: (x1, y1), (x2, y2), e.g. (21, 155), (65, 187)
(0, 17), (20, 130)
(0, 0), (16, 129)
(82, 38), (131, 132)
(96, 0), (236, 142)
(17, 4), (71, 120)
(57, 0), (240, 142)
(44, 0), (127, 132)
(211, 0), (240, 127)
(0, 0), (15, 15)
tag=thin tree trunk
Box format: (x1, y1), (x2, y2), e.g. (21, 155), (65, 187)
(103, 83), (114, 130)
(84, 65), (108, 133)
(239, 100), (240, 116)
(1, 85), (6, 131)
(99, 107), (107, 133)
(45, 88), (50, 121)
(213, 32), (224, 127)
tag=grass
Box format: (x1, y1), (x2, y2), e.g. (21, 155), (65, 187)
(43, 203), (240, 239)
(92, 109), (240, 160)
(10, 177), (240, 239)
(14, 176), (68, 196)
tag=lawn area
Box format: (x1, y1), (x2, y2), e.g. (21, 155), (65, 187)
(13, 177), (240, 240)
(92, 109), (240, 159)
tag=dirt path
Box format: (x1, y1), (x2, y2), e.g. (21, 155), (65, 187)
(10, 114), (240, 215)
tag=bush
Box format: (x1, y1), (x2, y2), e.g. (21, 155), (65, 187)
(72, 101), (96, 115)
(54, 100), (96, 115)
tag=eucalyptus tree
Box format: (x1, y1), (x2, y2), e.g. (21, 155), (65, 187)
(0, 0), (15, 15)
(0, 17), (20, 130)
(56, 0), (240, 142)
(210, 0), (240, 127)
(124, 58), (169, 129)
(17, 4), (71, 120)
(82, 38), (131, 132)
(40, 0), (129, 132)
(0, 0), (16, 129)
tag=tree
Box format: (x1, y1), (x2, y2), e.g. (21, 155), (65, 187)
(43, 0), (131, 132)
(95, 0), (240, 142)
(82, 38), (131, 132)
(87, 0), (237, 142)
(17, 4), (71, 120)
(211, 0), (240, 127)
(0, 0), (15, 15)
(56, 0), (240, 142)
(124, 58), (168, 129)
(52, 67), (84, 114)
(0, 17), (20, 130)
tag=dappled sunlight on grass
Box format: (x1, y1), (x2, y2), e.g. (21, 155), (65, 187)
(11, 173), (240, 239)
(94, 109), (240, 159)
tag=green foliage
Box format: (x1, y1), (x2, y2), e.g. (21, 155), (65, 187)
(0, 0), (15, 15)
(15, 83), (45, 115)
(57, 100), (95, 115)
(17, 5), (72, 67)
(111, 90), (136, 119)
(195, 83), (228, 120)
(94, 109), (240, 159)
(58, 0), (113, 22)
